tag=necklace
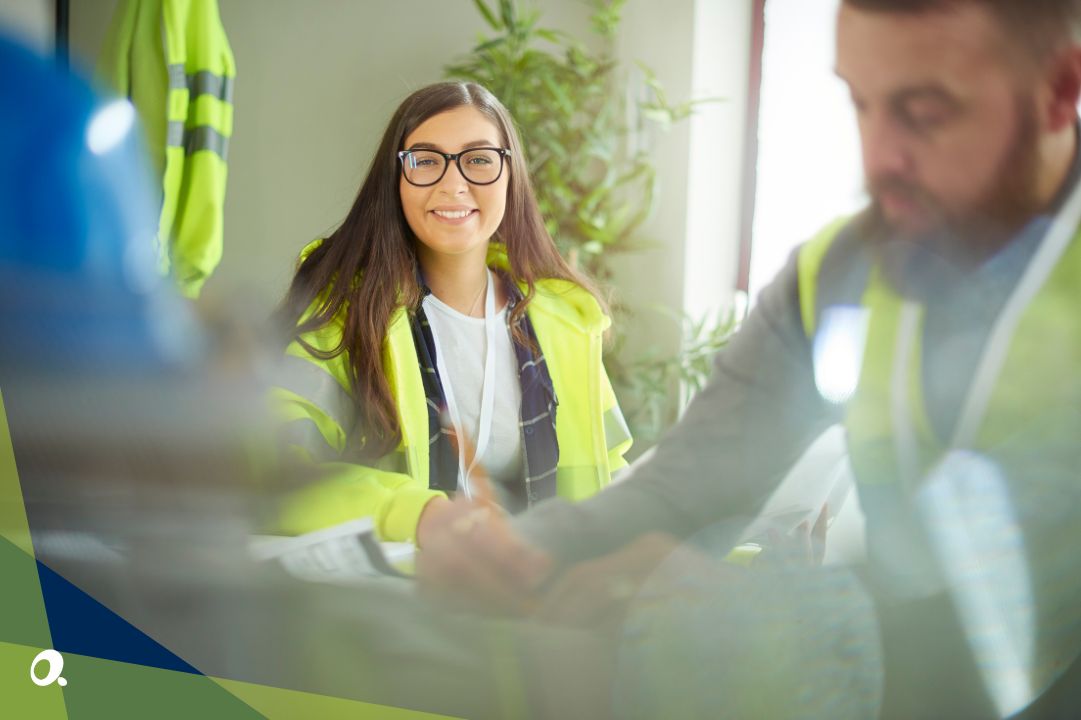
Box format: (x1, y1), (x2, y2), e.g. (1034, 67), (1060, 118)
(465, 271), (489, 317)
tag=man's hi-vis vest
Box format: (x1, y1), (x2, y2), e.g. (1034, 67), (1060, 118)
(100, 0), (235, 299)
(270, 244), (632, 543)
(797, 180), (1081, 712)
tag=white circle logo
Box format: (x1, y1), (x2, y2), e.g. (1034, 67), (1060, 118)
(30, 649), (67, 687)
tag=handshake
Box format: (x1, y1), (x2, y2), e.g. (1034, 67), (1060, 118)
(414, 480), (830, 630)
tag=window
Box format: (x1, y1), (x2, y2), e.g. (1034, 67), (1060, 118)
(746, 0), (865, 300)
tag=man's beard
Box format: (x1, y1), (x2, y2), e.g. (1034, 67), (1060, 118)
(868, 96), (1042, 262)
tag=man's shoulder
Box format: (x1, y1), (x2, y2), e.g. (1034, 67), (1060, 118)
(798, 211), (880, 273)
(792, 211), (881, 336)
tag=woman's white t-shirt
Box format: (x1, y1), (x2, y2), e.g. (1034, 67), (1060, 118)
(422, 293), (524, 486)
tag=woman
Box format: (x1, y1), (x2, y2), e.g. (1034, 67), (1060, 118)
(271, 81), (631, 546)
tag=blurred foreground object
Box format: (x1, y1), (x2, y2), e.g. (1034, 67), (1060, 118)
(0, 29), (274, 702)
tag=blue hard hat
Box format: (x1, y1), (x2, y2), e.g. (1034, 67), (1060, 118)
(0, 32), (197, 370)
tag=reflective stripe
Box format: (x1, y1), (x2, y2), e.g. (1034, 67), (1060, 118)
(279, 417), (338, 462)
(373, 447), (410, 475)
(184, 125), (229, 159)
(274, 354), (355, 435)
(188, 70), (235, 104)
(339, 420), (409, 473)
(166, 120), (184, 148)
(603, 405), (632, 453)
(167, 63), (186, 90)
(165, 121), (229, 160)
(167, 64), (235, 104)
(891, 303), (923, 488)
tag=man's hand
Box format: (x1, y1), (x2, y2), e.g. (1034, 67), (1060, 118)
(531, 504), (830, 631)
(757, 503), (829, 567)
(415, 496), (553, 615)
(532, 532), (718, 630)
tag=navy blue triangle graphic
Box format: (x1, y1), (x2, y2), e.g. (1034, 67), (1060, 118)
(36, 557), (200, 675)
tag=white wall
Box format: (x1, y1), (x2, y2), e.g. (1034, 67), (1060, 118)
(65, 1), (751, 365)
(69, 0), (598, 310)
(0, 0), (52, 51)
(610, 0), (698, 360)
(684, 0), (750, 320)
(612, 0), (751, 361)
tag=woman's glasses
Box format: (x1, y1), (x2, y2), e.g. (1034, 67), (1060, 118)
(398, 147), (511, 187)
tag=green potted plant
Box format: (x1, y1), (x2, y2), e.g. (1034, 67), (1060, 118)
(446, 0), (736, 453)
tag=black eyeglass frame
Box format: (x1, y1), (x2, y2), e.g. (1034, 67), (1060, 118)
(397, 147), (512, 187)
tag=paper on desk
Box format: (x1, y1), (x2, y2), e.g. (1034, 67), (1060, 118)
(250, 518), (415, 585)
(739, 426), (855, 542)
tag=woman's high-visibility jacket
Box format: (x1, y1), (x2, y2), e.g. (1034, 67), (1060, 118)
(270, 244), (632, 542)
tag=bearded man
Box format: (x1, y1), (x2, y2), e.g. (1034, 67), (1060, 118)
(418, 2), (1081, 716)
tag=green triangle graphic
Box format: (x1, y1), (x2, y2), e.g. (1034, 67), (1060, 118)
(58, 651), (264, 719)
(0, 387), (67, 718)
(0, 391), (455, 719)
(213, 676), (459, 719)
(0, 641), (69, 719)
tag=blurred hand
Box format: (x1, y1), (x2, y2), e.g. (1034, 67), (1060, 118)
(530, 507), (828, 633)
(532, 532), (717, 630)
(415, 496), (553, 616)
(757, 503), (829, 567)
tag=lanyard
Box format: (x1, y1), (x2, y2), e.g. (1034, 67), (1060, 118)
(891, 176), (1081, 484)
(423, 268), (498, 498)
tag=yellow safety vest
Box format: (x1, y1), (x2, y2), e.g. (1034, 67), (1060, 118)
(797, 198), (1081, 707)
(271, 243), (632, 542)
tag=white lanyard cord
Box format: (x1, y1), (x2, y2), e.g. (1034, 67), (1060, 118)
(891, 303), (923, 487)
(892, 175), (1081, 478)
(951, 177), (1081, 448)
(424, 268), (498, 498)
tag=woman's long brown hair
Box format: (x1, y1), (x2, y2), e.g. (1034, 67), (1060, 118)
(275, 81), (604, 460)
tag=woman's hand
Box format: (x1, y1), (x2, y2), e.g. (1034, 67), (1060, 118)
(415, 496), (553, 616)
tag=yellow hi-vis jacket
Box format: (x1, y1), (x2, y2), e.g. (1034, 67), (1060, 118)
(99, 0), (235, 299)
(796, 208), (1081, 707)
(270, 244), (633, 543)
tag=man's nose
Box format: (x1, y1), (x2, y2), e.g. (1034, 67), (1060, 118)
(861, 113), (912, 182)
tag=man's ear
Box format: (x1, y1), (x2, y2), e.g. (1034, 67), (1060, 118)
(1045, 47), (1081, 132)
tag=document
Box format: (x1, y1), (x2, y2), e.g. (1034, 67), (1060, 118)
(250, 518), (415, 585)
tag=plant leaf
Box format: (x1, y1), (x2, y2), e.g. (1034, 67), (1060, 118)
(472, 0), (501, 30)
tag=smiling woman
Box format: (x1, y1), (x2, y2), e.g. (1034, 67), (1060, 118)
(268, 81), (633, 552)
(398, 106), (510, 267)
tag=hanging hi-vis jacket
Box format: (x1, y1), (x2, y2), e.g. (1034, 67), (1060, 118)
(100, 0), (235, 298)
(271, 244), (632, 543)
